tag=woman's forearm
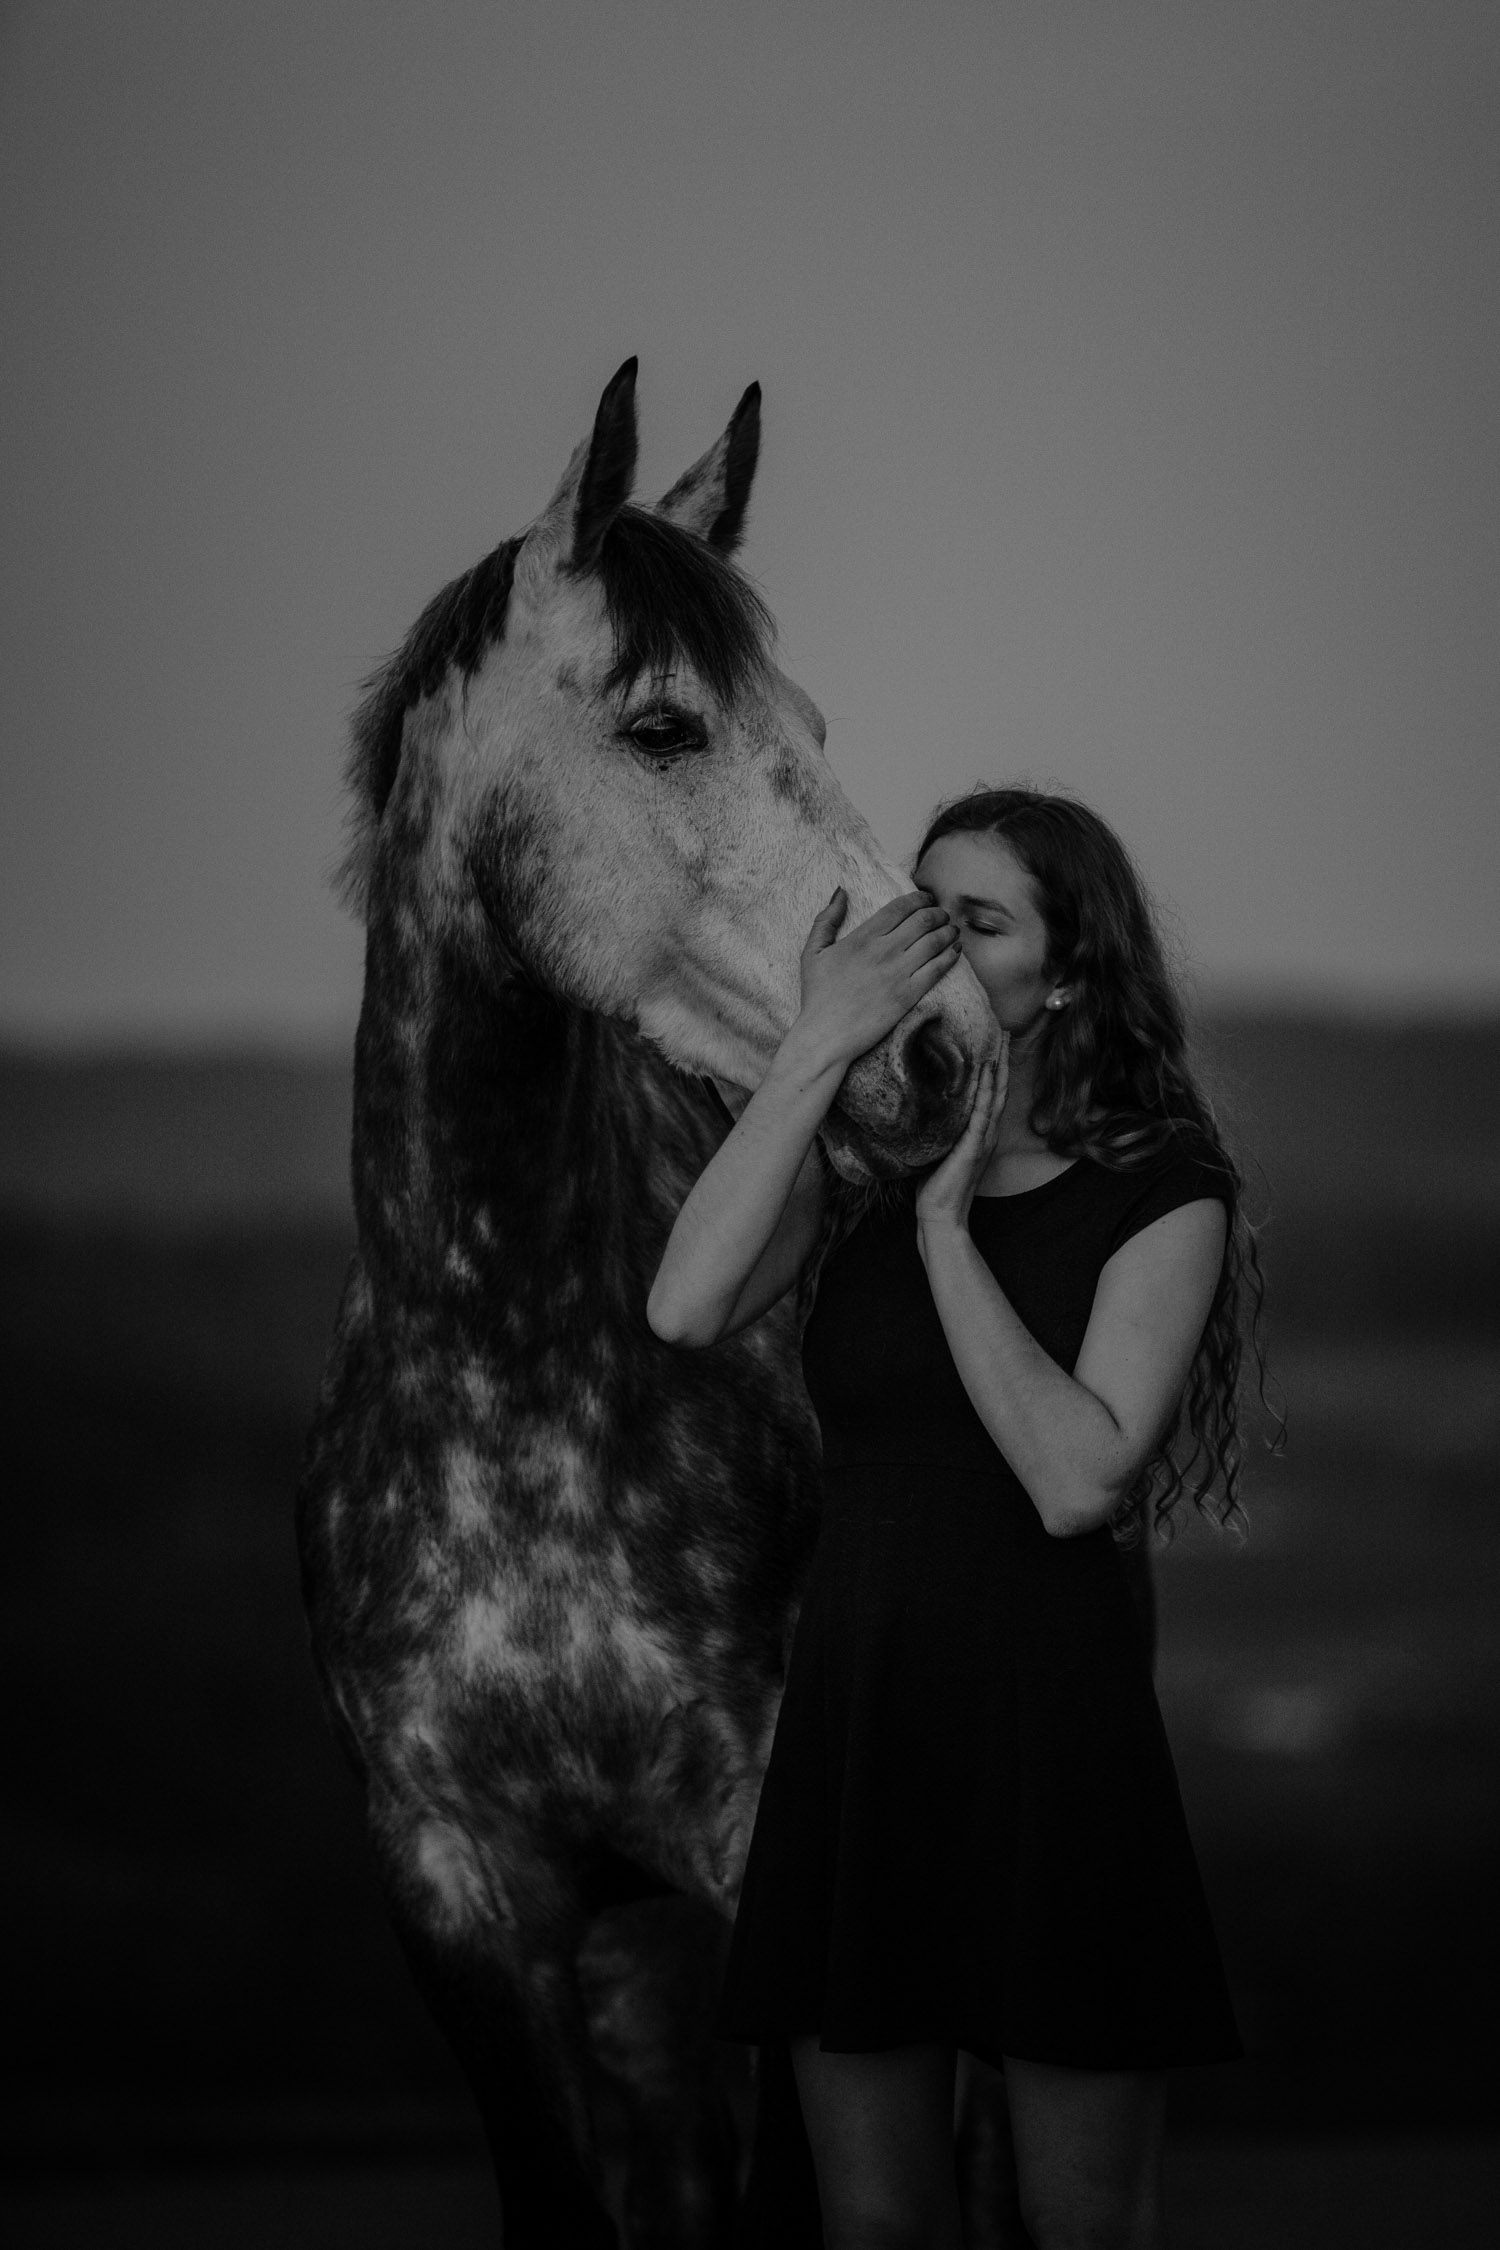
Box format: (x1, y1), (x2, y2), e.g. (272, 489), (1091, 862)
(646, 1022), (847, 1344)
(916, 1216), (1134, 1535)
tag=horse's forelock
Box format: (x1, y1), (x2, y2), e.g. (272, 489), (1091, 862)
(594, 507), (774, 705)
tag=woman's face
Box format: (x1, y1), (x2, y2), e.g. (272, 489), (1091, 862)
(913, 830), (1067, 1039)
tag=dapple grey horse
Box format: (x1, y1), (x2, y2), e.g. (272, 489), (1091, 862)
(297, 362), (1001, 2246)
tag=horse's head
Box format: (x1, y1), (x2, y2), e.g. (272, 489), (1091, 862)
(344, 361), (998, 1180)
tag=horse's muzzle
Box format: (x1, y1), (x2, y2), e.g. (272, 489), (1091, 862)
(820, 992), (997, 1183)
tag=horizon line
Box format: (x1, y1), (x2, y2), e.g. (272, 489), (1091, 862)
(3, 981), (1500, 1064)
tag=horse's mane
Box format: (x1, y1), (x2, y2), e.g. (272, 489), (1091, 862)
(338, 507), (774, 916)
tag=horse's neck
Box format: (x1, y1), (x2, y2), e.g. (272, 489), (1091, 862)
(351, 901), (711, 1326)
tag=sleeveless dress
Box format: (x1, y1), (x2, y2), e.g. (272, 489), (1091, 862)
(716, 1144), (1242, 2071)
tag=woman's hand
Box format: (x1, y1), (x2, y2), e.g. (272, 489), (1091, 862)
(914, 1047), (1009, 1235)
(793, 889), (962, 1069)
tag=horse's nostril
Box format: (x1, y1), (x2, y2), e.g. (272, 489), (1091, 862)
(903, 1018), (967, 1105)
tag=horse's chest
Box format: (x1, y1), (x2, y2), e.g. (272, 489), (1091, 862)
(385, 1507), (768, 1891)
(309, 1280), (811, 1873)
(447, 1521), (696, 1714)
(365, 1411), (767, 1780)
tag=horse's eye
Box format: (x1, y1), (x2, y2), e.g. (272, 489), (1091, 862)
(623, 708), (707, 758)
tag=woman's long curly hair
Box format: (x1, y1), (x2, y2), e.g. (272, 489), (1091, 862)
(914, 784), (1273, 1539)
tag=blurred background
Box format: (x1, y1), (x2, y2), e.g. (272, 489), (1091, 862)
(3, 3), (1497, 2244)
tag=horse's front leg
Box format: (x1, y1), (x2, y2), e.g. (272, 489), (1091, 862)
(579, 1892), (741, 2249)
(376, 1802), (618, 2250)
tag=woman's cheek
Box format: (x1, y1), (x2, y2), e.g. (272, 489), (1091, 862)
(982, 977), (1026, 1030)
(987, 972), (1049, 1034)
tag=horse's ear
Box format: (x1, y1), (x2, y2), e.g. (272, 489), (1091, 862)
(516, 358), (639, 597)
(654, 382), (761, 555)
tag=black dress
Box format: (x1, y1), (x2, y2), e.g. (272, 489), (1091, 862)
(717, 1146), (1242, 2071)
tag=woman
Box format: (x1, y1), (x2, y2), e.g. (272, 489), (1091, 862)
(648, 787), (1254, 2250)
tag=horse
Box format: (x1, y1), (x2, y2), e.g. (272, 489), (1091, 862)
(296, 360), (1000, 2247)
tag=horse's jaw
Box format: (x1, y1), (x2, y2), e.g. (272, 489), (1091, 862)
(816, 1113), (884, 1186)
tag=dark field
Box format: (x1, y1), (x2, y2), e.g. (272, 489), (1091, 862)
(2, 1017), (1498, 2243)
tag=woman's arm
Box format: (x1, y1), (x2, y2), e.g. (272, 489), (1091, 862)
(647, 1031), (845, 1344)
(917, 1198), (1228, 1536)
(647, 888), (962, 1347)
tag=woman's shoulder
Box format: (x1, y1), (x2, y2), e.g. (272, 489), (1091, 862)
(1086, 1123), (1236, 1256)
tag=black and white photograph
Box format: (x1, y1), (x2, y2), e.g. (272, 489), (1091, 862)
(2, 4), (1497, 2244)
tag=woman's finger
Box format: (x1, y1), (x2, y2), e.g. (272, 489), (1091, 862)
(910, 926), (960, 964)
(859, 890), (948, 942)
(912, 943), (962, 994)
(801, 888), (849, 951)
(899, 906), (957, 949)
(962, 1060), (994, 1135)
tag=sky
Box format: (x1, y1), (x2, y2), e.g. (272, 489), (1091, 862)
(2, 0), (1497, 1044)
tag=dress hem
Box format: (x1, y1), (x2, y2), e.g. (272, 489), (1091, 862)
(715, 2014), (1243, 2075)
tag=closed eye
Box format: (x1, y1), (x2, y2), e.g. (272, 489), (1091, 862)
(620, 706), (708, 759)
